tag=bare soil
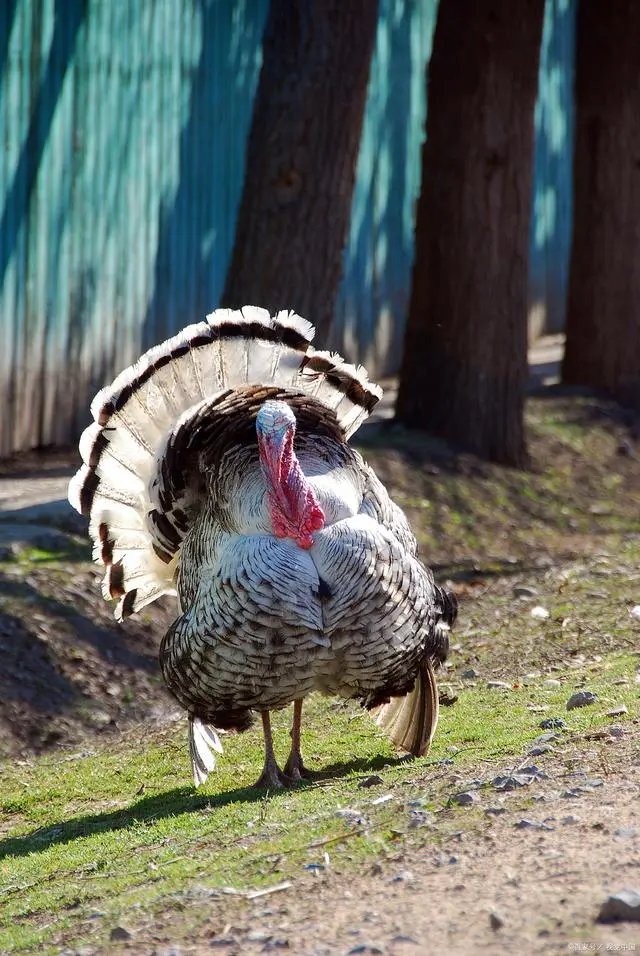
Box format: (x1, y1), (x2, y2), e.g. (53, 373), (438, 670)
(1, 392), (639, 954)
(126, 742), (640, 956)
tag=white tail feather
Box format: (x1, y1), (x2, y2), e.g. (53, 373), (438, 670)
(189, 717), (224, 787)
(372, 660), (439, 758)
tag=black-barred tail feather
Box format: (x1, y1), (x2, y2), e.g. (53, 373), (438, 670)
(69, 307), (382, 623)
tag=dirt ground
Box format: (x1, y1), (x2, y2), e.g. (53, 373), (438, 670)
(1, 379), (640, 954)
(132, 745), (640, 956)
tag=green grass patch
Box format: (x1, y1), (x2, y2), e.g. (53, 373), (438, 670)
(1, 653), (637, 954)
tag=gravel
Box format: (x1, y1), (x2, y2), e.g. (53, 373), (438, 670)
(358, 775), (384, 789)
(596, 887), (640, 923)
(450, 791), (481, 807)
(566, 691), (597, 710)
(539, 717), (567, 730)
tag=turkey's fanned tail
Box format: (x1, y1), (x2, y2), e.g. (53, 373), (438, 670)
(372, 659), (440, 758)
(189, 717), (224, 787)
(68, 307), (383, 621)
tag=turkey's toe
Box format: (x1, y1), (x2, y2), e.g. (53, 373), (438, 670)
(283, 750), (313, 781)
(252, 764), (295, 790)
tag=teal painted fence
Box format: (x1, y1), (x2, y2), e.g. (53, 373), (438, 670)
(0, 0), (574, 454)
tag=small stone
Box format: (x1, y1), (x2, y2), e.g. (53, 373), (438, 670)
(606, 705), (628, 717)
(388, 870), (413, 883)
(562, 815), (581, 825)
(597, 888), (640, 923)
(514, 585), (538, 599)
(515, 818), (555, 831)
(408, 810), (435, 829)
(530, 606), (550, 620)
(566, 691), (597, 710)
(358, 774), (383, 788)
(493, 774), (529, 791)
(90, 710), (112, 727)
(461, 668), (479, 679)
(450, 791), (480, 807)
(543, 679), (562, 687)
(493, 766), (548, 792)
(109, 927), (132, 942)
(336, 808), (370, 827)
(609, 725), (626, 737)
(485, 807), (507, 816)
(529, 745), (555, 757)
(488, 910), (505, 930)
(348, 945), (386, 955)
(486, 680), (511, 689)
(533, 733), (560, 744)
(614, 828), (637, 840)
(539, 717), (567, 730)
(630, 605), (640, 620)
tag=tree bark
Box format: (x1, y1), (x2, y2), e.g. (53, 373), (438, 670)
(221, 0), (378, 341)
(562, 1), (640, 409)
(395, 0), (544, 466)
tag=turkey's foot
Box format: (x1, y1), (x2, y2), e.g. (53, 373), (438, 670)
(252, 759), (295, 790)
(283, 748), (313, 781)
(283, 698), (313, 781)
(253, 710), (295, 789)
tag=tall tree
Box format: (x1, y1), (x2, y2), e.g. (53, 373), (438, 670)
(222, 0), (378, 339)
(395, 0), (545, 466)
(562, 2), (640, 408)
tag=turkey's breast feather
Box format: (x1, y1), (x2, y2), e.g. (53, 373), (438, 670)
(160, 434), (446, 725)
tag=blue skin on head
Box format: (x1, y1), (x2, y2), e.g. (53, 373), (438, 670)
(255, 401), (296, 480)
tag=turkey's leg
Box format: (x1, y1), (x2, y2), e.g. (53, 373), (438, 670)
(253, 711), (291, 789)
(284, 698), (311, 780)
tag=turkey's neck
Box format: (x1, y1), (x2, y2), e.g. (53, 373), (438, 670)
(259, 430), (325, 549)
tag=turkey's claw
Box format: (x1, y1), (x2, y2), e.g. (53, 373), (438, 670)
(253, 710), (296, 790)
(252, 759), (295, 790)
(283, 750), (312, 782)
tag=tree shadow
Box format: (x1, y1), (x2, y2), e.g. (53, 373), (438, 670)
(0, 611), (79, 713)
(334, 0), (437, 376)
(528, 0), (577, 335)
(0, 572), (159, 675)
(141, 0), (266, 350)
(0, 0), (88, 294)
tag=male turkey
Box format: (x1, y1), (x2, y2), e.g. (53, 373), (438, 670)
(69, 307), (456, 788)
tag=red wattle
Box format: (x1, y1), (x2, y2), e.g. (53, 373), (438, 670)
(260, 428), (325, 547)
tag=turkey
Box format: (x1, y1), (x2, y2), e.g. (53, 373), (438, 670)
(69, 307), (457, 789)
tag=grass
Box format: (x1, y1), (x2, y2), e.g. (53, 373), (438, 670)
(1, 653), (638, 954)
(1, 393), (640, 952)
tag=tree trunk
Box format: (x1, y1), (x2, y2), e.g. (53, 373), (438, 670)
(221, 0), (378, 341)
(562, 1), (640, 409)
(395, 0), (544, 466)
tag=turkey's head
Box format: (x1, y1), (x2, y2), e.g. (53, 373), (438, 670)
(256, 400), (325, 549)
